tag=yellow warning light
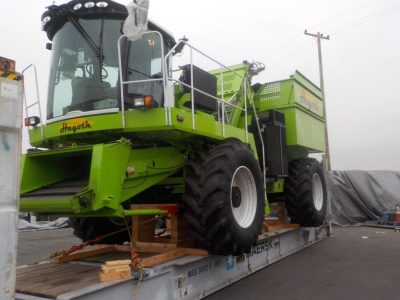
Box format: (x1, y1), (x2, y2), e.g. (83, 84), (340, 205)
(0, 56), (15, 72)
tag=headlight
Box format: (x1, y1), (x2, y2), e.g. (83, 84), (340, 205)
(96, 2), (109, 8)
(73, 3), (82, 10)
(84, 2), (95, 8)
(134, 97), (145, 107)
(133, 96), (153, 108)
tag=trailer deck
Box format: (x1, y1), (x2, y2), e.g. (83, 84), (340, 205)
(16, 225), (328, 300)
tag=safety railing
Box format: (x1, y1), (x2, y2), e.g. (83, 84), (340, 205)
(117, 33), (266, 190)
(22, 64), (45, 140)
(164, 40), (249, 142)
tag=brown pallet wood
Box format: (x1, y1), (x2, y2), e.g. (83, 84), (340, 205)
(53, 242), (208, 268)
(131, 203), (194, 248)
(54, 245), (116, 263)
(99, 269), (132, 282)
(140, 248), (208, 267)
(264, 222), (300, 232)
(16, 263), (99, 299)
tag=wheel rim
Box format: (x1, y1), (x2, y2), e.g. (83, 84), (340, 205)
(312, 173), (324, 211)
(230, 166), (257, 228)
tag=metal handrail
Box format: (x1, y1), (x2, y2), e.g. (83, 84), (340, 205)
(116, 32), (265, 193)
(22, 64), (45, 141)
(164, 39), (248, 141)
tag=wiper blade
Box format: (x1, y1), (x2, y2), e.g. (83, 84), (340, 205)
(67, 16), (102, 58)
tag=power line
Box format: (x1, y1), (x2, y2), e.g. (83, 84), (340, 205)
(266, 42), (314, 72)
(265, 0), (381, 63)
(307, 0), (379, 30)
(265, 1), (397, 62)
(330, 2), (400, 34)
(263, 33), (303, 60)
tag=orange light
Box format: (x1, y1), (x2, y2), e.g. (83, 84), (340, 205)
(144, 96), (153, 107)
(24, 118), (31, 126)
(24, 116), (40, 127)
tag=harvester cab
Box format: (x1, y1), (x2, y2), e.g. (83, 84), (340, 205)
(20, 0), (328, 255)
(43, 0), (174, 125)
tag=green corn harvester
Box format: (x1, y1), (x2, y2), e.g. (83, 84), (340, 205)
(20, 0), (327, 255)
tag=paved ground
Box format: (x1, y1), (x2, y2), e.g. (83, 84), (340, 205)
(17, 226), (400, 299)
(17, 228), (80, 266)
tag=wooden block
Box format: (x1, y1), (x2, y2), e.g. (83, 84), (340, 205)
(140, 248), (208, 267)
(132, 215), (156, 243)
(266, 223), (300, 232)
(105, 259), (131, 267)
(114, 242), (177, 254)
(130, 204), (193, 248)
(135, 241), (177, 253)
(101, 265), (131, 273)
(99, 270), (132, 282)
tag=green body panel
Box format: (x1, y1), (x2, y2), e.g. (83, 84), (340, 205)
(254, 70), (325, 156)
(283, 107), (326, 153)
(20, 142), (187, 217)
(266, 179), (284, 194)
(28, 107), (255, 152)
(20, 145), (92, 195)
(210, 64), (248, 100)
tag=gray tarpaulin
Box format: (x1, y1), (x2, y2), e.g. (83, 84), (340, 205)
(326, 171), (400, 225)
(18, 218), (69, 231)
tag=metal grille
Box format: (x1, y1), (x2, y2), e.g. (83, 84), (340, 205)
(258, 83), (281, 101)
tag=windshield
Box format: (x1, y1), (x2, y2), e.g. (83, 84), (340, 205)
(47, 19), (164, 120)
(47, 19), (120, 119)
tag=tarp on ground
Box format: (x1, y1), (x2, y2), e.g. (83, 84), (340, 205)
(19, 217), (69, 231)
(326, 170), (400, 225)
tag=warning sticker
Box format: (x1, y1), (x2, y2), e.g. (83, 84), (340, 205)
(0, 82), (19, 100)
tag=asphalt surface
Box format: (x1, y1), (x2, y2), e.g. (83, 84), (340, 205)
(17, 226), (400, 300)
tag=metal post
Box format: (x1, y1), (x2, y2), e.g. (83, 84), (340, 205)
(190, 48), (195, 130)
(305, 30), (331, 171)
(0, 69), (23, 299)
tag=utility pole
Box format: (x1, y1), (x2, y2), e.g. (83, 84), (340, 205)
(304, 30), (331, 171)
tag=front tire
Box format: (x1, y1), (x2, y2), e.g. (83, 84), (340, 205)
(183, 140), (265, 255)
(284, 158), (327, 226)
(69, 217), (130, 244)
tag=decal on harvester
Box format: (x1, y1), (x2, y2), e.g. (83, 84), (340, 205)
(295, 86), (322, 115)
(59, 118), (95, 133)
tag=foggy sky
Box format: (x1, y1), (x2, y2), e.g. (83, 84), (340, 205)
(1, 0), (399, 170)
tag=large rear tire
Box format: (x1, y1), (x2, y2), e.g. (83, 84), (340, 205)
(183, 140), (265, 255)
(69, 217), (130, 244)
(284, 158), (327, 226)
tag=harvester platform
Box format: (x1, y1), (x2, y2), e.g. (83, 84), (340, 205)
(15, 225), (328, 300)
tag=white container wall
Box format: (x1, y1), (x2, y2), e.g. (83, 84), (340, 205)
(0, 76), (23, 299)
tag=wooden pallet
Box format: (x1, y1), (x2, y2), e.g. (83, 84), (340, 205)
(131, 204), (194, 247)
(54, 243), (208, 267)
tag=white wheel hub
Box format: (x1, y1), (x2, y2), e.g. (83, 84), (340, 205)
(230, 166), (257, 228)
(312, 173), (324, 211)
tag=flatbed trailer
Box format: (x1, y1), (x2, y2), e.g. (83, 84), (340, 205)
(15, 225), (328, 300)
